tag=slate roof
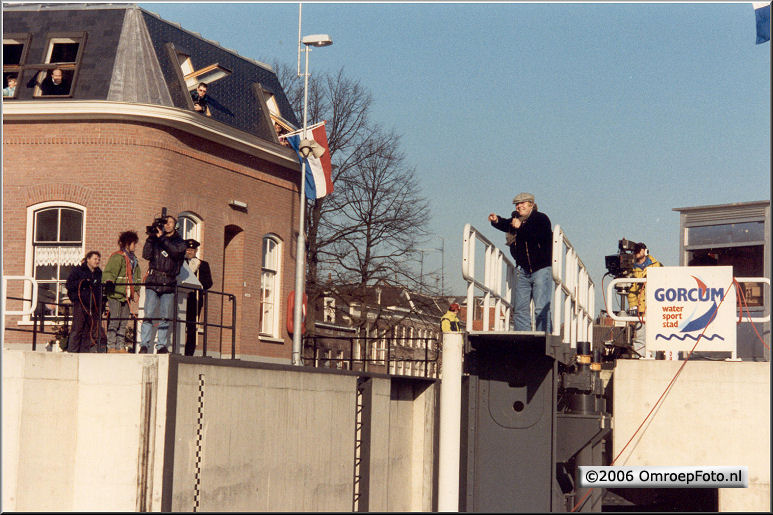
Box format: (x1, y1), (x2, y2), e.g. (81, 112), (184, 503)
(3, 3), (299, 142)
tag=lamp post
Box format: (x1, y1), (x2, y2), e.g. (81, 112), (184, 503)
(292, 32), (333, 366)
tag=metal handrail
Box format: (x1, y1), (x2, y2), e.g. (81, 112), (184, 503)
(462, 224), (515, 331)
(551, 224), (595, 347)
(304, 334), (440, 377)
(462, 223), (595, 346)
(2, 279), (237, 356)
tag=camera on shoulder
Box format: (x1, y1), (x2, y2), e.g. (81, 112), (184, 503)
(146, 207), (168, 235)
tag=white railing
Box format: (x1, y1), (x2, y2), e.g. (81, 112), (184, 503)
(462, 224), (595, 346)
(551, 225), (595, 348)
(1, 275), (39, 339)
(462, 224), (515, 331)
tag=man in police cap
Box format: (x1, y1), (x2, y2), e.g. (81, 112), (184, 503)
(488, 192), (553, 332)
(183, 239), (213, 356)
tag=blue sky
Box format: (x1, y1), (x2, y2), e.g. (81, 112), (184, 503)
(140, 1), (770, 313)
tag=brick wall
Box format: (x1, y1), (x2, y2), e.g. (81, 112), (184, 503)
(3, 119), (299, 360)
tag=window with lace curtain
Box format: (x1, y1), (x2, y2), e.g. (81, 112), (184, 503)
(28, 203), (84, 318)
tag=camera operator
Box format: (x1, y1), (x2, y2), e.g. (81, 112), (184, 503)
(627, 242), (662, 358)
(139, 214), (186, 354)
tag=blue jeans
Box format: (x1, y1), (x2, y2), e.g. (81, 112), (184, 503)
(513, 266), (553, 332)
(140, 289), (174, 350)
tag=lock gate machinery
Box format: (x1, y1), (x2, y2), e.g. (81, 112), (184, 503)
(457, 224), (610, 512)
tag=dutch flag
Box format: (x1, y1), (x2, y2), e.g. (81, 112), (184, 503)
(286, 122), (334, 200)
(754, 2), (770, 44)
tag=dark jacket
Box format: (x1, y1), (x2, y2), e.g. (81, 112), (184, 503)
(491, 209), (553, 274)
(186, 258), (213, 316)
(66, 262), (103, 312)
(143, 232), (186, 294)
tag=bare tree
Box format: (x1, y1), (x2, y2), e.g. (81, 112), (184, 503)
(273, 62), (431, 331)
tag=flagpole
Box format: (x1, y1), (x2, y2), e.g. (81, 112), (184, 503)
(292, 5), (310, 366)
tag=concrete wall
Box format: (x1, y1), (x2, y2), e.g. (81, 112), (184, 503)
(1, 351), (169, 511)
(2, 351), (438, 512)
(360, 377), (437, 511)
(613, 360), (770, 512)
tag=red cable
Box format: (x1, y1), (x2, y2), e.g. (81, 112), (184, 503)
(734, 278), (769, 350)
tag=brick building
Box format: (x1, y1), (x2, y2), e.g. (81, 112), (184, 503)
(2, 4), (303, 362)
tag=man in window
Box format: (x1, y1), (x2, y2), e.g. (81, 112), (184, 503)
(39, 68), (70, 96)
(3, 75), (17, 97)
(190, 82), (211, 116)
(139, 215), (186, 354)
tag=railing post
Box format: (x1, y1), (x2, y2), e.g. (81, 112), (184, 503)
(387, 337), (391, 375)
(32, 302), (39, 351)
(230, 294), (237, 359)
(202, 292), (208, 357)
(424, 338), (429, 377)
(171, 285), (179, 354)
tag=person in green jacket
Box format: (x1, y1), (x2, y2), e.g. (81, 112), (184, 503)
(103, 230), (142, 352)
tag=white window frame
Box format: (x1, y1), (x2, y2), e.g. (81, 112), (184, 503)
(260, 234), (282, 337)
(323, 296), (336, 323)
(23, 201), (86, 322)
(45, 36), (82, 64)
(177, 212), (202, 254)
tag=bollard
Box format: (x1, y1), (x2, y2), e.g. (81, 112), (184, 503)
(438, 331), (463, 511)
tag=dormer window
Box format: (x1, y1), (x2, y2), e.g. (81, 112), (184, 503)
(3, 34), (30, 99)
(184, 63), (231, 91)
(31, 32), (86, 98)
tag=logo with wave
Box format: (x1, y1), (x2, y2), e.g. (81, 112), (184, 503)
(654, 275), (725, 342)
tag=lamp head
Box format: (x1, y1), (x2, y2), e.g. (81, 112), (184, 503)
(302, 34), (333, 47)
(299, 138), (325, 159)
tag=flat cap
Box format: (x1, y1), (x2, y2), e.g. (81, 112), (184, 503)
(512, 192), (535, 204)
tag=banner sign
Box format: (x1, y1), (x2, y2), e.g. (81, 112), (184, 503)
(646, 266), (736, 355)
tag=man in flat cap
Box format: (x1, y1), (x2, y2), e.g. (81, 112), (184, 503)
(488, 192), (553, 332)
(183, 239), (213, 356)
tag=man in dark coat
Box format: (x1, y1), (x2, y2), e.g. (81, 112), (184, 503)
(183, 239), (213, 356)
(65, 251), (104, 352)
(488, 192), (554, 332)
(139, 215), (186, 354)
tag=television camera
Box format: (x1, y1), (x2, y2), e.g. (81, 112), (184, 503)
(604, 238), (638, 278)
(146, 207), (168, 236)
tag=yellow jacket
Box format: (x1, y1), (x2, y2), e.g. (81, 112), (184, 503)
(627, 254), (662, 313)
(441, 310), (462, 332)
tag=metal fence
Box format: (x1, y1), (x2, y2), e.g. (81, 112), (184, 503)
(303, 334), (440, 377)
(2, 281), (237, 357)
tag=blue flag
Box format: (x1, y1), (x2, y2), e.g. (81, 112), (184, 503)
(754, 2), (770, 44)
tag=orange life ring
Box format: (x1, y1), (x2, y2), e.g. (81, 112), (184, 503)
(286, 290), (307, 335)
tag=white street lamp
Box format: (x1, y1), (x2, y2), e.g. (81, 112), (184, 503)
(292, 29), (333, 366)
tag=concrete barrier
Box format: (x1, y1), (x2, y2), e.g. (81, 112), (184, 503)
(613, 360), (770, 512)
(2, 351), (438, 511)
